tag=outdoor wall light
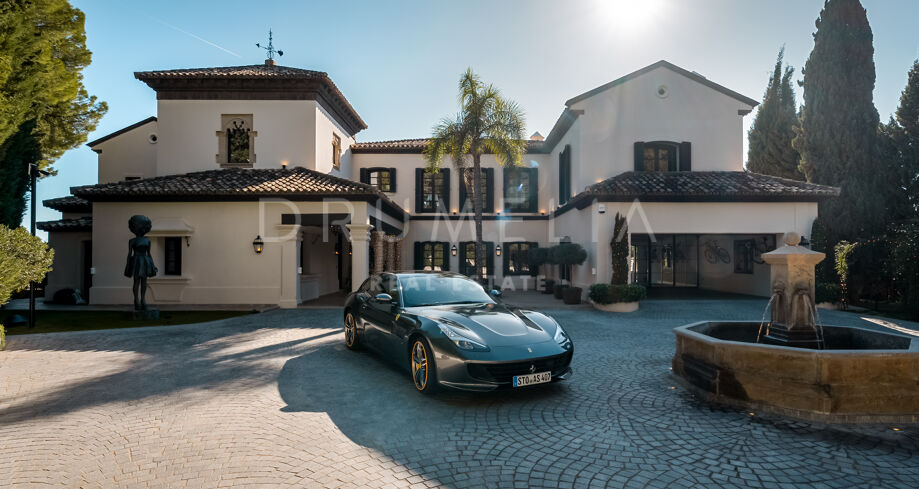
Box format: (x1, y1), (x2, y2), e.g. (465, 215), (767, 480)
(281, 161), (288, 169)
(495, 244), (501, 256)
(252, 235), (265, 254)
(451, 244), (457, 256)
(185, 236), (191, 247)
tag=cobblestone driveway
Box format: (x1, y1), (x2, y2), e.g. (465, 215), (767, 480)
(2, 300), (918, 488)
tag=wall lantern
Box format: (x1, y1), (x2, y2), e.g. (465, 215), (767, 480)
(252, 235), (265, 254)
(451, 244), (457, 256)
(495, 244), (501, 257)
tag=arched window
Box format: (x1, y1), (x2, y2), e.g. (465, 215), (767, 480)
(216, 114), (257, 168)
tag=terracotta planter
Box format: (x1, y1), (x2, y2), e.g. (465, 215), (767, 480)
(591, 300), (639, 313)
(562, 287), (582, 305)
(553, 285), (567, 299)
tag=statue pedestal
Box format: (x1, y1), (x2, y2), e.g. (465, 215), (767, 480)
(129, 309), (160, 321)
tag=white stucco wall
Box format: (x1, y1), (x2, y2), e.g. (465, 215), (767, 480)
(94, 120), (158, 183)
(314, 104), (356, 178)
(155, 100), (320, 175)
(565, 66), (754, 193)
(44, 231), (92, 300)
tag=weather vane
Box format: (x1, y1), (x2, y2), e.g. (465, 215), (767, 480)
(256, 29), (283, 61)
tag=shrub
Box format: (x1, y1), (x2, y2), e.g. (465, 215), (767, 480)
(834, 240), (856, 308)
(588, 283), (646, 304)
(563, 286), (582, 304)
(610, 213), (629, 285)
(891, 222), (919, 319)
(815, 283), (842, 304)
(543, 278), (555, 294)
(0, 323), (5, 351)
(0, 226), (54, 307)
(528, 247), (549, 278)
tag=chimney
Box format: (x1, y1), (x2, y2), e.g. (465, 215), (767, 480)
(265, 59), (276, 67)
(529, 131), (544, 141)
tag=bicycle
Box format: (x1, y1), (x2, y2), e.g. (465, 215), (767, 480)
(703, 239), (731, 264)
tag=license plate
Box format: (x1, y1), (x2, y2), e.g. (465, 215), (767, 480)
(513, 371), (551, 387)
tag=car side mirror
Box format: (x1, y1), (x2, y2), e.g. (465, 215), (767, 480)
(490, 289), (502, 298)
(374, 293), (393, 303)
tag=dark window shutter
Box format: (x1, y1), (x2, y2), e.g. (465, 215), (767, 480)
(486, 242), (494, 278)
(484, 168), (495, 213)
(458, 169), (468, 212)
(679, 142), (691, 171)
(413, 241), (423, 270)
(440, 168), (451, 212)
(634, 142), (645, 171)
(439, 242), (450, 271)
(360, 168), (369, 184)
(388, 168), (397, 191)
(529, 242), (539, 276)
(164, 237), (182, 275)
(527, 168), (539, 212)
(459, 241), (470, 276)
(415, 168), (425, 212)
(559, 145), (571, 203)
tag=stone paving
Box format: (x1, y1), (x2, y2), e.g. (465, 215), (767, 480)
(1, 299), (918, 488)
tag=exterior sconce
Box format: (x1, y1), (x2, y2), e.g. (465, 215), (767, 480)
(598, 203), (606, 214)
(539, 210), (546, 215)
(281, 161), (288, 169)
(252, 235), (264, 254)
(185, 236), (191, 247)
(495, 244), (501, 256)
(451, 244), (457, 256)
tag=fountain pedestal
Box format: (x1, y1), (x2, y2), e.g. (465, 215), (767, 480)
(760, 232), (826, 349)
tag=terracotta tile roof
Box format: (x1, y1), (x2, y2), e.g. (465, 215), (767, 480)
(37, 216), (92, 232)
(134, 64), (327, 79)
(71, 167), (392, 201)
(351, 139), (546, 154)
(564, 171), (840, 208)
(43, 195), (91, 213)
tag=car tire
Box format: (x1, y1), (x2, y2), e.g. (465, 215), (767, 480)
(344, 311), (361, 350)
(410, 337), (439, 394)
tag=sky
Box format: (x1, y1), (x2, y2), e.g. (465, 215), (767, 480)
(28, 0), (919, 239)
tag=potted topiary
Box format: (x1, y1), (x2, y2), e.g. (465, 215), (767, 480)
(527, 247), (552, 293)
(543, 278), (556, 295)
(588, 283), (646, 312)
(551, 243), (587, 304)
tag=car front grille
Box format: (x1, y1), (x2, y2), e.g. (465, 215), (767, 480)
(467, 351), (572, 383)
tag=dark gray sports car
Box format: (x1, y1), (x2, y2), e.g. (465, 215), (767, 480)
(343, 272), (573, 393)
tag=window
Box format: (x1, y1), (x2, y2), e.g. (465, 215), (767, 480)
(164, 237), (182, 276)
(332, 134), (341, 170)
(459, 168), (493, 213)
(734, 239), (754, 274)
(459, 241), (494, 279)
(634, 141), (691, 172)
(559, 145), (572, 204)
(216, 114), (256, 167)
(415, 169), (450, 213)
(503, 167), (538, 213)
(361, 168), (396, 192)
(414, 242), (449, 271)
(504, 242), (537, 276)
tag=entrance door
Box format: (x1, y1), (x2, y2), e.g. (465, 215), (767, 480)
(81, 240), (92, 301)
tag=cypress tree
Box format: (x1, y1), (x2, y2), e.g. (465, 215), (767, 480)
(792, 0), (882, 240)
(747, 48), (802, 180)
(894, 60), (919, 215)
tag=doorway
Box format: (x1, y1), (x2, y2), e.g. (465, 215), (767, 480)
(631, 234), (699, 287)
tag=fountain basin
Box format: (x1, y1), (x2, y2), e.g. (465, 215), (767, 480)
(673, 321), (919, 423)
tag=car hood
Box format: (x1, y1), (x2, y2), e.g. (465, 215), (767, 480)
(406, 302), (553, 347)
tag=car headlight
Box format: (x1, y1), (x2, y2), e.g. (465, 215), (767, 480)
(437, 321), (489, 352)
(553, 325), (571, 346)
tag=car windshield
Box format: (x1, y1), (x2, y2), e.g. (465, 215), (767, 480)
(399, 274), (496, 307)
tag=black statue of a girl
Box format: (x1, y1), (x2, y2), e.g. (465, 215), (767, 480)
(124, 215), (157, 310)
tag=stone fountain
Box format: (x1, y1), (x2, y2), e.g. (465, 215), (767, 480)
(672, 232), (919, 423)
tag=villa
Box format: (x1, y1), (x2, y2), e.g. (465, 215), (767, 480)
(38, 59), (839, 307)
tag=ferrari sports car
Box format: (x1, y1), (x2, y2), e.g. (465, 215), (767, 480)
(343, 272), (573, 393)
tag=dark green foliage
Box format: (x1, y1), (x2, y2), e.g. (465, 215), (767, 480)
(747, 48), (803, 180)
(891, 222), (919, 318)
(588, 283), (647, 304)
(0, 0), (107, 226)
(0, 121), (41, 227)
(881, 60), (919, 217)
(815, 283), (842, 304)
(809, 217), (836, 283)
(528, 247), (549, 278)
(848, 238), (893, 304)
(551, 243), (587, 285)
(610, 212), (629, 285)
(834, 240), (856, 307)
(0, 225), (54, 306)
(793, 0), (884, 240)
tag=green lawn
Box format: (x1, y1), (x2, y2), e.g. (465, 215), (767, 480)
(1, 310), (254, 335)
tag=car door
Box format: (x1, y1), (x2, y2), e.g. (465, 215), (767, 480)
(375, 274), (406, 356)
(362, 274), (398, 351)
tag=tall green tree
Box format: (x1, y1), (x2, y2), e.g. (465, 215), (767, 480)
(792, 0), (882, 240)
(425, 69), (526, 282)
(747, 48), (802, 180)
(0, 225), (54, 307)
(887, 60), (919, 216)
(0, 0), (107, 227)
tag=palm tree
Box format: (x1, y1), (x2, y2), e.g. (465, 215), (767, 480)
(424, 69), (527, 283)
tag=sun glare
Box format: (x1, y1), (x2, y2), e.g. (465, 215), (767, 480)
(595, 0), (664, 34)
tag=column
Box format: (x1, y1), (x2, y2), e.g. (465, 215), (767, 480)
(372, 230), (385, 274)
(394, 239), (403, 271)
(384, 236), (395, 272)
(347, 224), (373, 292)
(277, 225), (301, 309)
